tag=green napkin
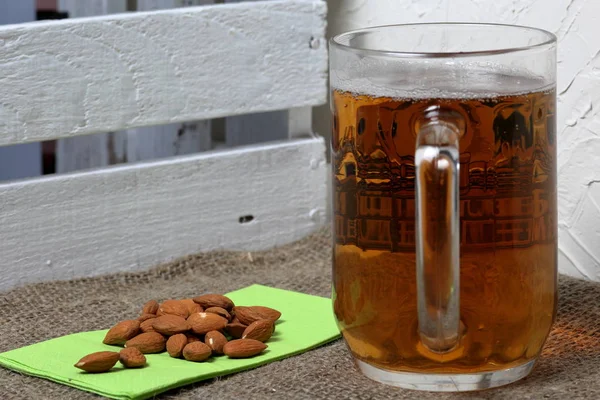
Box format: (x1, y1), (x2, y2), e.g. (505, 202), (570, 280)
(0, 285), (341, 400)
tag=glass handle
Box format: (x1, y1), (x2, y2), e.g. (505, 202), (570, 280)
(415, 106), (464, 354)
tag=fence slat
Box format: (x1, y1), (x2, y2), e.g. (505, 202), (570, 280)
(288, 106), (314, 139)
(223, 0), (290, 147)
(55, 0), (127, 173)
(226, 110), (289, 147)
(0, 0), (328, 147)
(58, 0), (126, 15)
(0, 0), (42, 181)
(0, 137), (327, 291)
(126, 0), (213, 164)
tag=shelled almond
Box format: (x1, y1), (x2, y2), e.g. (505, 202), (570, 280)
(119, 347), (147, 368)
(103, 320), (140, 345)
(225, 317), (248, 339)
(205, 330), (228, 355)
(182, 342), (212, 362)
(166, 334), (188, 358)
(242, 319), (275, 342)
(125, 332), (166, 354)
(74, 292), (280, 373)
(223, 339), (268, 358)
(188, 312), (228, 335)
(152, 315), (190, 336)
(75, 351), (120, 373)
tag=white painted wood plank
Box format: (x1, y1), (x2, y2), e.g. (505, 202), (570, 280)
(125, 121), (213, 161)
(56, 134), (109, 172)
(138, 0), (215, 8)
(223, 0), (290, 147)
(0, 0), (328, 146)
(225, 106), (319, 144)
(0, 0), (42, 181)
(0, 137), (328, 291)
(288, 106), (313, 139)
(56, 0), (127, 174)
(126, 0), (213, 164)
(226, 110), (289, 147)
(58, 0), (127, 16)
(174, 122), (212, 154)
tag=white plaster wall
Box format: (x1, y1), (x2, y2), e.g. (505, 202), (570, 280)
(322, 0), (600, 281)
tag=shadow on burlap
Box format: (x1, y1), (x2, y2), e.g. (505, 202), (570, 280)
(1, 229), (599, 399)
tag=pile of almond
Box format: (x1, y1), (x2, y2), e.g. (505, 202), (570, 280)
(74, 294), (281, 373)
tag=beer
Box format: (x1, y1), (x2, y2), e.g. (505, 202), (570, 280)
(331, 87), (557, 373)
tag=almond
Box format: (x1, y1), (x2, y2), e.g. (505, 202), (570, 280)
(103, 320), (140, 345)
(225, 318), (248, 339)
(119, 347), (146, 368)
(140, 318), (156, 333)
(181, 298), (203, 315)
(223, 339), (267, 358)
(182, 342), (212, 362)
(125, 332), (166, 354)
(188, 312), (228, 335)
(152, 315), (190, 336)
(142, 299), (159, 315)
(158, 300), (189, 319)
(242, 320), (274, 342)
(185, 333), (201, 343)
(166, 333), (188, 358)
(205, 307), (231, 321)
(74, 351), (120, 373)
(193, 294), (234, 311)
(253, 306), (282, 321)
(205, 330), (228, 355)
(138, 313), (157, 322)
(233, 306), (281, 325)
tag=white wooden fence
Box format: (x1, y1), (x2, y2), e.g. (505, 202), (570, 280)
(0, 0), (41, 181)
(56, 0), (216, 173)
(0, 0), (328, 291)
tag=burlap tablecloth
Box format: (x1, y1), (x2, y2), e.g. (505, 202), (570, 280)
(1, 229), (598, 399)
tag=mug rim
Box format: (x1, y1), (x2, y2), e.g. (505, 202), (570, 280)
(330, 22), (557, 59)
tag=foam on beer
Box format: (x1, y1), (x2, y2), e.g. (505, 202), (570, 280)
(331, 62), (554, 100)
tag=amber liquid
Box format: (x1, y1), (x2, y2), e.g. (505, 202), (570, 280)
(331, 88), (558, 373)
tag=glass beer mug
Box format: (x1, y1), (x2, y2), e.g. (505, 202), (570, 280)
(330, 23), (557, 391)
